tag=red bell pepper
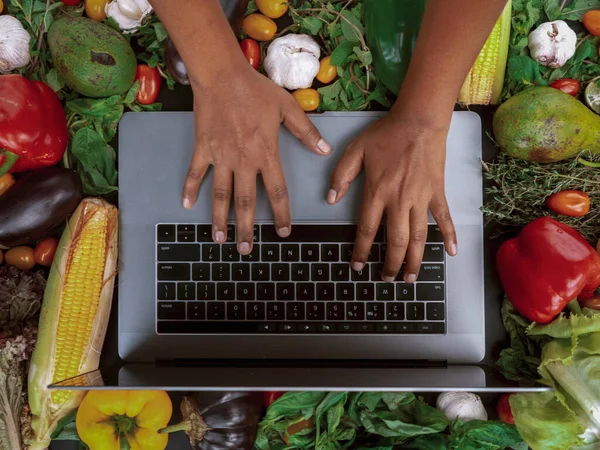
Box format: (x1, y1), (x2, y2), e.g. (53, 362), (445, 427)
(497, 217), (600, 324)
(0, 75), (68, 177)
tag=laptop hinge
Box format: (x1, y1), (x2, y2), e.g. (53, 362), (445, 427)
(155, 359), (448, 369)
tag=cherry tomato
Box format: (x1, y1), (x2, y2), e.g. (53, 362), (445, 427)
(85, 0), (108, 21)
(5, 246), (36, 270)
(264, 391), (285, 407)
(597, 238), (600, 254)
(283, 418), (313, 445)
(135, 65), (162, 105)
(497, 394), (515, 424)
(0, 1), (4, 13)
(241, 39), (261, 70)
(0, 173), (15, 196)
(316, 56), (337, 84)
(293, 89), (320, 112)
(546, 190), (591, 217)
(581, 294), (600, 311)
(61, 0), (82, 5)
(550, 78), (581, 96)
(34, 238), (59, 267)
(257, 0), (289, 19)
(584, 10), (600, 36)
(242, 14), (277, 41)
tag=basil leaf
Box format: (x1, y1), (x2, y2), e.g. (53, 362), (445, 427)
(340, 10), (364, 43)
(302, 16), (322, 35)
(563, 0), (600, 21)
(67, 96), (122, 118)
(330, 41), (355, 66)
(71, 128), (118, 195)
(265, 392), (326, 420)
(448, 420), (526, 450)
(44, 68), (64, 92)
(354, 47), (373, 67)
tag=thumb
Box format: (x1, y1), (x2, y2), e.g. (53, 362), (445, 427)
(328, 142), (363, 205)
(282, 100), (331, 156)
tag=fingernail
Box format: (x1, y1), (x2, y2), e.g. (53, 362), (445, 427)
(382, 275), (395, 283)
(352, 261), (364, 272)
(238, 242), (251, 254)
(317, 139), (331, 154)
(449, 242), (458, 257)
(405, 273), (417, 284)
(183, 197), (193, 209)
(327, 189), (337, 204)
(215, 231), (225, 243)
(277, 227), (291, 238)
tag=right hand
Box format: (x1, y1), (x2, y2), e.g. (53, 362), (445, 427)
(183, 65), (331, 255)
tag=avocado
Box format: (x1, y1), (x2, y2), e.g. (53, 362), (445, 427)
(493, 86), (600, 163)
(48, 16), (137, 98)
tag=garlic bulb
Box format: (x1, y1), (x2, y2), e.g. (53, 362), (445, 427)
(105, 0), (153, 33)
(528, 21), (576, 68)
(436, 392), (488, 422)
(0, 16), (31, 73)
(264, 34), (321, 90)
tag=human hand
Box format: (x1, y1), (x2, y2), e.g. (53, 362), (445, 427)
(183, 65), (331, 255)
(328, 111), (457, 283)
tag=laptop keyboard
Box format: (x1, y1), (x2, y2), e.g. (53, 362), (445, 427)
(156, 224), (446, 335)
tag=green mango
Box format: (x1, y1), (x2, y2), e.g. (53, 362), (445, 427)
(48, 16), (136, 98)
(493, 86), (600, 163)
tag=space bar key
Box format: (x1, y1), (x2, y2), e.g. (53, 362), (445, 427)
(261, 225), (383, 243)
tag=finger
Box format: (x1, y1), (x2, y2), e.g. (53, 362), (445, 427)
(234, 169), (257, 255)
(351, 186), (384, 272)
(328, 143), (363, 205)
(262, 155), (292, 238)
(282, 101), (331, 155)
(211, 167), (233, 244)
(403, 208), (429, 283)
(182, 148), (210, 209)
(431, 194), (457, 256)
(383, 206), (410, 283)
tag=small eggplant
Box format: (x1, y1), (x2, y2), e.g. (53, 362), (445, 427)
(0, 167), (83, 248)
(165, 39), (190, 85)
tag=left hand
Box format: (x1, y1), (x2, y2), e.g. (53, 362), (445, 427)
(328, 110), (458, 283)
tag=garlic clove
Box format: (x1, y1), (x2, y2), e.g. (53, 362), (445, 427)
(0, 16), (31, 73)
(116, 0), (143, 19)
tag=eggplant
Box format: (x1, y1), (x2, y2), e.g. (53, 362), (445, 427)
(165, 39), (190, 86)
(0, 167), (83, 248)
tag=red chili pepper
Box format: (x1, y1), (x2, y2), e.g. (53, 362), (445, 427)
(264, 391), (285, 407)
(0, 75), (68, 177)
(240, 39), (261, 70)
(61, 0), (82, 5)
(497, 217), (600, 323)
(135, 64), (162, 105)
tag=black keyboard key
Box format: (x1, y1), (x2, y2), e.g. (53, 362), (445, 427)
(272, 264), (290, 281)
(326, 302), (344, 320)
(287, 302), (305, 320)
(298, 323), (316, 333)
(376, 323), (394, 333)
(237, 283), (255, 300)
(247, 302), (265, 320)
(339, 323), (356, 333)
(427, 302), (445, 320)
(257, 283), (275, 300)
(358, 323), (374, 333)
(262, 244), (279, 262)
(222, 244), (240, 262)
(267, 302), (285, 320)
(307, 302), (325, 320)
(279, 323), (297, 332)
(423, 244), (444, 262)
(301, 244), (319, 261)
(318, 323), (336, 333)
(292, 263), (310, 281)
(253, 225), (260, 242)
(157, 224), (176, 242)
(281, 244), (300, 262)
(196, 225), (212, 242)
(380, 245), (387, 262)
(407, 302), (425, 320)
(242, 244), (260, 262)
(357, 283), (375, 301)
(158, 302), (185, 320)
(157, 282), (176, 300)
(317, 283), (335, 300)
(417, 283), (445, 301)
(428, 225), (443, 242)
(366, 303), (384, 320)
(332, 264), (349, 281)
(397, 283), (415, 301)
(386, 303), (405, 320)
(341, 244), (353, 262)
(227, 302), (245, 320)
(202, 244), (220, 262)
(369, 245), (380, 262)
(352, 266), (370, 281)
(346, 303), (365, 320)
(232, 263), (250, 281)
(207, 302), (225, 320)
(177, 224), (195, 242)
(336, 283), (354, 301)
(312, 264), (329, 281)
(417, 322), (445, 334)
(397, 322), (416, 333)
(418, 265), (444, 282)
(376, 283), (394, 300)
(371, 264), (383, 282)
(187, 302), (205, 320)
(217, 283), (235, 300)
(226, 224), (236, 243)
(212, 264), (230, 281)
(197, 283), (216, 300)
(192, 263), (210, 281)
(297, 283), (315, 300)
(158, 263), (190, 281)
(321, 244), (339, 262)
(158, 244), (200, 262)
(177, 282), (195, 300)
(258, 323), (276, 332)
(252, 264), (270, 281)
(277, 283), (294, 300)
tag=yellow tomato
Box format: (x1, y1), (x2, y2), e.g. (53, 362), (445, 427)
(0, 174), (15, 196)
(316, 56), (337, 84)
(0, 1), (4, 14)
(293, 89), (320, 112)
(242, 14), (277, 41)
(257, 0), (289, 19)
(5, 246), (36, 270)
(85, 0), (108, 21)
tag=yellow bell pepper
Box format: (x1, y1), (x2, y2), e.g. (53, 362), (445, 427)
(76, 390), (173, 450)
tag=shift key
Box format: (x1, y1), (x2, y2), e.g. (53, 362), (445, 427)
(158, 263), (190, 281)
(158, 302), (185, 320)
(157, 244), (200, 261)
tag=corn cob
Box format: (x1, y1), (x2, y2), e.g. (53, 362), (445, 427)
(458, 0), (512, 106)
(27, 198), (118, 450)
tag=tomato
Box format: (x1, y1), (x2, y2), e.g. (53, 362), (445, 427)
(546, 190), (591, 217)
(550, 78), (581, 96)
(496, 394), (515, 424)
(34, 238), (59, 267)
(61, 0), (81, 5)
(0, 1), (4, 13)
(135, 65), (162, 105)
(582, 295), (600, 311)
(283, 418), (313, 445)
(264, 391), (285, 407)
(316, 56), (337, 84)
(257, 0), (289, 19)
(5, 246), (36, 270)
(85, 0), (108, 21)
(597, 238), (600, 254)
(241, 39), (261, 70)
(293, 89), (320, 112)
(242, 14), (277, 41)
(584, 10), (600, 36)
(0, 173), (15, 196)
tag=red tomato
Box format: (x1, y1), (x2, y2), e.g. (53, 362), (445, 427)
(34, 238), (59, 267)
(264, 391), (285, 407)
(546, 190), (591, 217)
(582, 295), (600, 311)
(135, 65), (162, 105)
(584, 10), (600, 36)
(61, 0), (81, 5)
(496, 394), (515, 424)
(550, 78), (581, 96)
(241, 39), (261, 70)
